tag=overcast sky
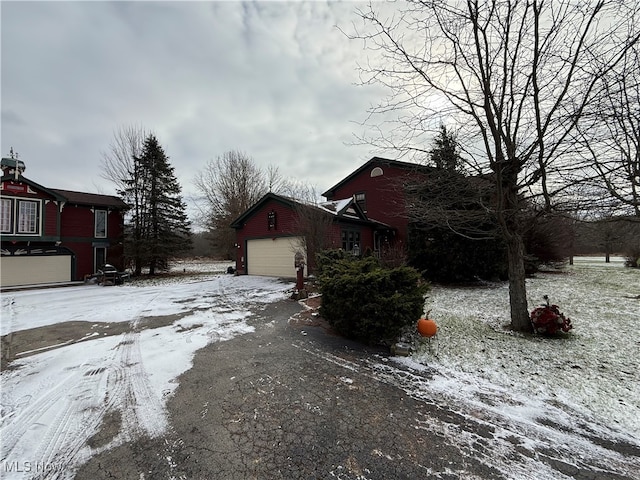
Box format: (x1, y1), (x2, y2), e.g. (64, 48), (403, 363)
(1, 1), (395, 224)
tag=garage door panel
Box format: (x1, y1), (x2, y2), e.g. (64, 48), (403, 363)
(247, 237), (305, 277)
(0, 256), (72, 287)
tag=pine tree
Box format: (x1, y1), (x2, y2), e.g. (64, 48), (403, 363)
(407, 125), (507, 282)
(430, 125), (461, 172)
(121, 135), (192, 275)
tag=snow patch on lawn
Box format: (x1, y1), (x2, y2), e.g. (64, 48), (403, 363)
(411, 256), (639, 438)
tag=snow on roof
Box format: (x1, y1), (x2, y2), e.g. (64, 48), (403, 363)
(318, 198), (352, 215)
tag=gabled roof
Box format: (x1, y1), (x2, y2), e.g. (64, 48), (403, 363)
(230, 192), (299, 228)
(1, 174), (67, 202)
(50, 189), (127, 209)
(230, 192), (385, 229)
(318, 197), (368, 221)
(322, 157), (433, 198)
(1, 174), (127, 209)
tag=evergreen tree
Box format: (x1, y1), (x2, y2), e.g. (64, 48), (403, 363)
(430, 125), (461, 172)
(407, 126), (508, 282)
(121, 135), (192, 275)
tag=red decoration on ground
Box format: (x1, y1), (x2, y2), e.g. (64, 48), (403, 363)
(417, 318), (438, 337)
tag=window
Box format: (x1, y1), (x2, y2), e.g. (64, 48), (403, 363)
(17, 200), (39, 234)
(267, 210), (277, 230)
(354, 192), (366, 212)
(0, 198), (41, 235)
(370, 167), (383, 177)
(95, 210), (107, 238)
(341, 229), (361, 253)
(1, 198), (12, 233)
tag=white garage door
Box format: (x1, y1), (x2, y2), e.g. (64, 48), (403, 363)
(0, 255), (72, 287)
(246, 237), (306, 278)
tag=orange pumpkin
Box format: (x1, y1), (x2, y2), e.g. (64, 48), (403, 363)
(417, 318), (437, 337)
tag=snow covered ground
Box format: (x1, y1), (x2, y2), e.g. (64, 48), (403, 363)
(1, 266), (290, 479)
(413, 256), (639, 437)
(1, 256), (638, 479)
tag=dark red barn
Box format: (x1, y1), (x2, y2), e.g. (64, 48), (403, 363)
(1, 157), (127, 288)
(232, 157), (430, 277)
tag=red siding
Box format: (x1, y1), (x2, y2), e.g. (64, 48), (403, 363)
(60, 205), (95, 237)
(44, 200), (59, 236)
(234, 198), (300, 274)
(234, 202), (378, 273)
(0, 184), (59, 239)
(326, 224), (342, 250)
(326, 164), (426, 246)
(64, 241), (93, 280)
(107, 210), (123, 239)
(60, 208), (125, 279)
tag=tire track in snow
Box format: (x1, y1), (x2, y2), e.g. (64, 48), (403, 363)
(2, 276), (287, 479)
(28, 360), (130, 479)
(1, 364), (89, 462)
(1, 289), (169, 479)
(1, 359), (116, 480)
(114, 331), (167, 439)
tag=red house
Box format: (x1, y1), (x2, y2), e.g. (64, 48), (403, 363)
(232, 157), (430, 277)
(1, 157), (127, 288)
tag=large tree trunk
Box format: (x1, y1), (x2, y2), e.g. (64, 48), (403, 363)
(506, 232), (532, 332)
(498, 159), (533, 333)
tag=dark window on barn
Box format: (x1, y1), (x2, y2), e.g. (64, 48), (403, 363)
(341, 229), (361, 254)
(267, 210), (277, 230)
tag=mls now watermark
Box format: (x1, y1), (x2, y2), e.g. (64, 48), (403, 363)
(3, 460), (63, 474)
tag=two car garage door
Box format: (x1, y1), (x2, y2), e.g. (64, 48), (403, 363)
(0, 255), (72, 288)
(246, 237), (306, 278)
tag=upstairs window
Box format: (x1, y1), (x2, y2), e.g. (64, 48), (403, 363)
(1, 198), (41, 235)
(1, 198), (12, 233)
(354, 192), (366, 212)
(17, 200), (40, 234)
(267, 210), (277, 230)
(370, 167), (383, 177)
(95, 210), (107, 238)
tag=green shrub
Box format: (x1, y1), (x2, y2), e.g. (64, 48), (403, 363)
(316, 250), (429, 344)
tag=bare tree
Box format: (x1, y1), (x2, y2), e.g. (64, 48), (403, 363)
(349, 0), (639, 331)
(100, 125), (150, 273)
(291, 186), (335, 273)
(100, 125), (149, 192)
(580, 43), (640, 217)
(406, 125), (497, 241)
(194, 151), (272, 259)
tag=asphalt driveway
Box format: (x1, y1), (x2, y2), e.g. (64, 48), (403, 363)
(74, 297), (639, 480)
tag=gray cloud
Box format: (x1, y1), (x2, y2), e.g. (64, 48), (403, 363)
(1, 1), (388, 220)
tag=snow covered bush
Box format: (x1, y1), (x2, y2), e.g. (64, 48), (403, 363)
(530, 295), (573, 335)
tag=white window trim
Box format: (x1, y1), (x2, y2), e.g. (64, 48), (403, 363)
(1, 198), (13, 234)
(18, 200), (39, 233)
(1, 197), (42, 236)
(95, 209), (108, 238)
